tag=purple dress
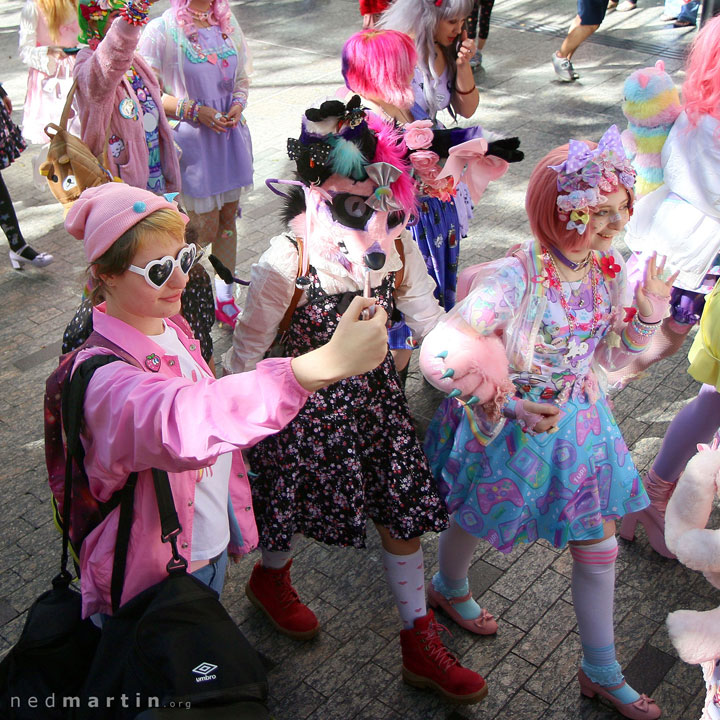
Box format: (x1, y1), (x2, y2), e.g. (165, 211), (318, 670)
(174, 26), (253, 203)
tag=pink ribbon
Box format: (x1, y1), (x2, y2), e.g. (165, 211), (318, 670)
(436, 138), (509, 204)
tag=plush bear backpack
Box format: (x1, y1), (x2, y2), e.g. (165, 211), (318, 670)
(40, 79), (113, 214)
(665, 444), (720, 720)
(621, 60), (681, 198)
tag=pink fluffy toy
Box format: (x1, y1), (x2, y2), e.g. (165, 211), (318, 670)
(666, 445), (720, 720)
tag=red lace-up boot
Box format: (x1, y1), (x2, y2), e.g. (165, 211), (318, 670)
(400, 610), (488, 704)
(245, 560), (319, 639)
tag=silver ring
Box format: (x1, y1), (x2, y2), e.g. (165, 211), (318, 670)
(210, 121), (215, 127)
(213, 112), (222, 120)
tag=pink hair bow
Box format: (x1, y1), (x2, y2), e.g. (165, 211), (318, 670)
(436, 138), (509, 204)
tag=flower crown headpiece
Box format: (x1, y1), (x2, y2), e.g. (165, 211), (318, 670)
(549, 125), (636, 235)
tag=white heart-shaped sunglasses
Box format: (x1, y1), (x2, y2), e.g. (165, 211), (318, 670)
(128, 243), (197, 289)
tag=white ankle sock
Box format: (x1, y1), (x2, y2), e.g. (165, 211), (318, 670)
(381, 548), (426, 629)
(214, 275), (234, 303)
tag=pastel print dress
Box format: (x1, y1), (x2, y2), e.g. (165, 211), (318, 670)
(424, 244), (651, 552)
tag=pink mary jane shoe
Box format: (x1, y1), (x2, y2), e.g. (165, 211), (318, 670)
(427, 582), (498, 635)
(578, 669), (661, 719)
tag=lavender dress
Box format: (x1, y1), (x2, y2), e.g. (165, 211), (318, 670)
(174, 26), (253, 205)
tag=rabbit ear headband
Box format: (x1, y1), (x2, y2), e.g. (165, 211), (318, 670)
(550, 125), (636, 235)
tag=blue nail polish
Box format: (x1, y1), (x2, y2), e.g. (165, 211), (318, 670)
(441, 368), (455, 379)
(435, 350), (448, 358)
(466, 396), (479, 405)
(447, 388), (462, 398)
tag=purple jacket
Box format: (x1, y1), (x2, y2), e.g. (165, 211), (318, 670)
(73, 18), (181, 192)
(76, 307), (311, 617)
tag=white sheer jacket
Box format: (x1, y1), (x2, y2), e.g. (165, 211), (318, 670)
(224, 231), (445, 373)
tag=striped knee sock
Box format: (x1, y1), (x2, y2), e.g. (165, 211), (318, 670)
(570, 536), (640, 704)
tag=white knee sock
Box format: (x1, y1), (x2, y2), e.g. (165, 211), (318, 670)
(571, 535), (639, 703)
(214, 275), (234, 303)
(382, 547), (426, 629)
(260, 534), (301, 569)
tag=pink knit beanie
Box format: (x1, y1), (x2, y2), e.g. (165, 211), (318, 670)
(65, 184), (188, 263)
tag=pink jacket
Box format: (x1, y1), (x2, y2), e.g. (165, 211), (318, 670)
(73, 18), (181, 192)
(76, 307), (311, 617)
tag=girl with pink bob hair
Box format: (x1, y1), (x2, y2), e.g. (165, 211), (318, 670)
(341, 29), (417, 111)
(419, 128), (677, 719)
(342, 28), (520, 375)
(617, 17), (720, 561)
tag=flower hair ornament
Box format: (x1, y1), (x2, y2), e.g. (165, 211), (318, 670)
(550, 125), (636, 236)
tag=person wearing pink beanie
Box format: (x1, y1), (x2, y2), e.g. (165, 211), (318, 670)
(60, 182), (390, 619)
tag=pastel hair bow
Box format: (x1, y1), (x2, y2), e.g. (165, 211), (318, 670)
(436, 138), (509, 204)
(550, 139), (596, 176)
(596, 124), (626, 166)
(365, 162), (403, 212)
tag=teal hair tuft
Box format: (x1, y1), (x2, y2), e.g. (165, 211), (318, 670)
(326, 136), (367, 181)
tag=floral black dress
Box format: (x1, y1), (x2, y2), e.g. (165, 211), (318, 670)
(248, 267), (449, 551)
(0, 88), (26, 169)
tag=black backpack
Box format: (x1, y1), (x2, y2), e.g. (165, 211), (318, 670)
(0, 353), (127, 720)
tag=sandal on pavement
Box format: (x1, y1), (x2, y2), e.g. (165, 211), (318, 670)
(578, 669), (661, 719)
(427, 581), (498, 635)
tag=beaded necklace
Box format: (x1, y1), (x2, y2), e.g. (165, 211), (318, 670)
(188, 7), (210, 22)
(542, 245), (603, 342)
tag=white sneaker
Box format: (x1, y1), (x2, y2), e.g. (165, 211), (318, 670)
(552, 54), (578, 82)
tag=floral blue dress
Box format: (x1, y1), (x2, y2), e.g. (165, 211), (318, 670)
(424, 250), (651, 552)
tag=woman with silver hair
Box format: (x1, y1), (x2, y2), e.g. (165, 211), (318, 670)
(379, 0), (479, 122)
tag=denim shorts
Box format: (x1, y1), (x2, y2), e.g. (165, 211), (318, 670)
(578, 0), (608, 25)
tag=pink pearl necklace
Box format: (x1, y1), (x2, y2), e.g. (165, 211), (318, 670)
(542, 246), (603, 340)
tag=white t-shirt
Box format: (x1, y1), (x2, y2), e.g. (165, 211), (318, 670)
(150, 322), (231, 561)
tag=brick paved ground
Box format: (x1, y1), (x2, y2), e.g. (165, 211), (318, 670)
(1, 1), (717, 718)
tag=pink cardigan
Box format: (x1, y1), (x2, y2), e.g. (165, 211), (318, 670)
(73, 18), (181, 192)
(76, 307), (311, 616)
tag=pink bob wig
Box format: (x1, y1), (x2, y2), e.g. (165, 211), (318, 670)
(171, 0), (233, 37)
(365, 111), (417, 215)
(525, 142), (635, 253)
(342, 30), (417, 111)
(682, 15), (720, 127)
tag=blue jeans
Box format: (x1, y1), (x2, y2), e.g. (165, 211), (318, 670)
(191, 550), (229, 596)
(677, 0), (699, 22)
(93, 550), (229, 627)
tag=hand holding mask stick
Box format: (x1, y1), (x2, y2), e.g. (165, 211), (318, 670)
(361, 248), (386, 320)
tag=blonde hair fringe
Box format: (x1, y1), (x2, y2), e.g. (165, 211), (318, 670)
(37, 0), (77, 44)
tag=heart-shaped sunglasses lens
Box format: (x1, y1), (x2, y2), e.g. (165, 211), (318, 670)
(147, 258), (175, 288)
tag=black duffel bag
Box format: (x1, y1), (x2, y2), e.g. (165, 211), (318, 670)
(75, 469), (269, 719)
(0, 572), (100, 720)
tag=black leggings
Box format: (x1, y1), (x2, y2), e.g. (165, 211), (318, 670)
(0, 171), (26, 253)
(467, 0), (495, 40)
